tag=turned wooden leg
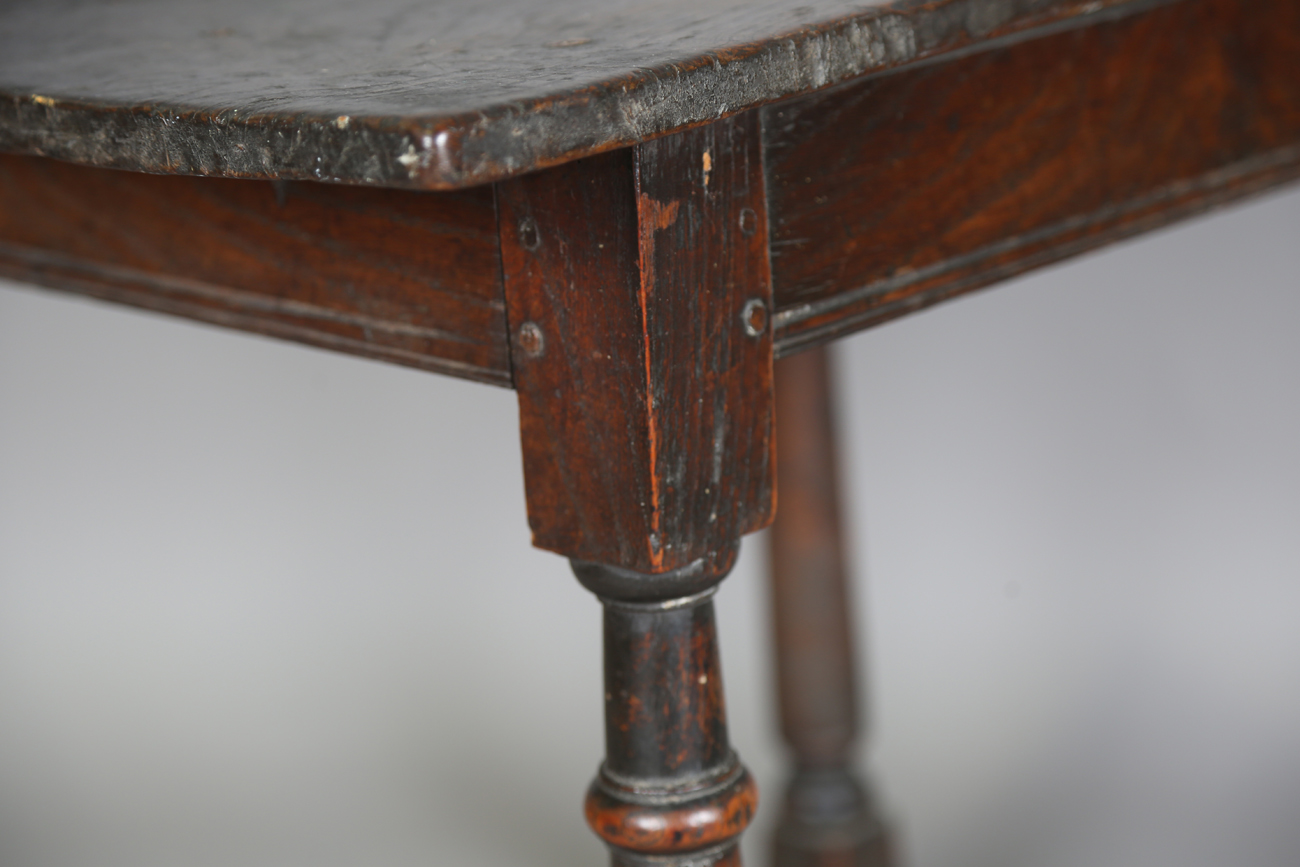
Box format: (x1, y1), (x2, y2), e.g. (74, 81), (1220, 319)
(497, 114), (776, 867)
(575, 552), (757, 866)
(769, 346), (893, 867)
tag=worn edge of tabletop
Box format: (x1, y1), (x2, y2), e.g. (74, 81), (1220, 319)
(0, 0), (1175, 190)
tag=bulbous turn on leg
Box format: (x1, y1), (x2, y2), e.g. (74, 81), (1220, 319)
(575, 555), (757, 867)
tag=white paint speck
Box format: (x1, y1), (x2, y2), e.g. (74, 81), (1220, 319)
(335, 115), (350, 129)
(397, 144), (420, 172)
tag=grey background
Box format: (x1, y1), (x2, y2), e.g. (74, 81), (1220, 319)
(2, 184), (1298, 867)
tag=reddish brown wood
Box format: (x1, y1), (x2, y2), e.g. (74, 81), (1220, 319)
(0, 154), (510, 384)
(499, 115), (773, 866)
(498, 113), (775, 573)
(771, 347), (858, 768)
(1, 5), (1298, 867)
(586, 775), (758, 855)
(765, 0), (1300, 353)
(769, 347), (892, 867)
(8, 0), (1300, 381)
(575, 558), (757, 867)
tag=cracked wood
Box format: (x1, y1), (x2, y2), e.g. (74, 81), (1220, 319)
(498, 112), (774, 572)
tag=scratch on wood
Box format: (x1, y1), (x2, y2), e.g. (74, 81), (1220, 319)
(634, 193), (682, 567)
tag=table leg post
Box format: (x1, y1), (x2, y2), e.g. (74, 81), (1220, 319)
(769, 346), (894, 867)
(575, 554), (757, 867)
(497, 112), (776, 866)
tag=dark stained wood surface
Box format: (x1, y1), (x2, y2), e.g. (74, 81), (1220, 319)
(767, 0), (1300, 353)
(7, 0), (1299, 384)
(498, 114), (774, 573)
(0, 154), (510, 384)
(0, 0), (1171, 189)
(769, 347), (893, 867)
(574, 559), (756, 867)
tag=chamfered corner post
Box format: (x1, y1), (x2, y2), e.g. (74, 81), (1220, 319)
(496, 112), (775, 866)
(769, 346), (894, 867)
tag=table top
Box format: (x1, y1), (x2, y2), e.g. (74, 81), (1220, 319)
(0, 0), (1155, 188)
(3, 0), (1298, 573)
(2, 0), (1296, 383)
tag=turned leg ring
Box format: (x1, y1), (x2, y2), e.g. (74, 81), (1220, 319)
(574, 552), (756, 866)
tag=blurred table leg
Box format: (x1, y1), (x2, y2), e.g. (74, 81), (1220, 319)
(769, 346), (895, 867)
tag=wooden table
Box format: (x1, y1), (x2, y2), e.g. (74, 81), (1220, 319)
(3, 1), (1298, 864)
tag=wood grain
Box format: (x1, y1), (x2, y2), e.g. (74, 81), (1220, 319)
(0, 154), (510, 384)
(766, 0), (1300, 354)
(498, 113), (774, 573)
(0, 0), (1169, 188)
